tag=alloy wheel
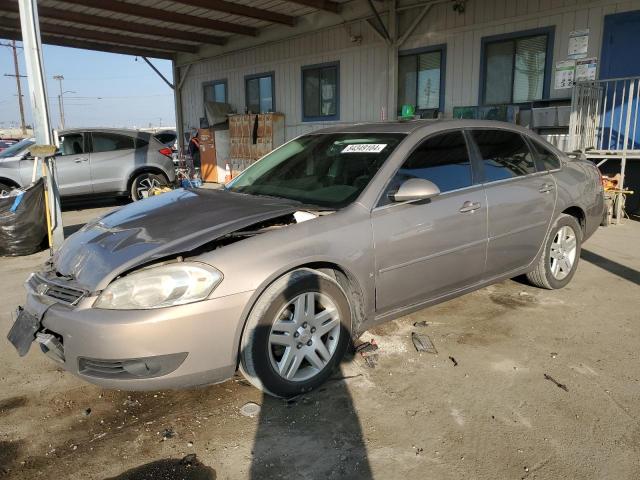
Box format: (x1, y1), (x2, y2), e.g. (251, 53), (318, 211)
(268, 292), (341, 382)
(549, 225), (577, 280)
(136, 175), (161, 199)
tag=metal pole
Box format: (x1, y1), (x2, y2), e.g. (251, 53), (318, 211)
(387, 0), (397, 121)
(53, 75), (65, 129)
(18, 0), (64, 250)
(11, 41), (27, 135)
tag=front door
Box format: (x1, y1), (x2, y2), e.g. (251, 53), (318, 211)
(372, 130), (488, 315)
(467, 129), (555, 279)
(56, 132), (91, 196)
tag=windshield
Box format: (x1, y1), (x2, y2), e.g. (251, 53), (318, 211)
(0, 138), (34, 158)
(225, 133), (406, 208)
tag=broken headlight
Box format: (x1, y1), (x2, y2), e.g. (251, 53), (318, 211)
(94, 262), (222, 310)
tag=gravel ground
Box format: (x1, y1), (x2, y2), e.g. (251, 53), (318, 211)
(0, 203), (638, 480)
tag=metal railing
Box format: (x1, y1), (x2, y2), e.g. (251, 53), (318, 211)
(569, 76), (640, 153)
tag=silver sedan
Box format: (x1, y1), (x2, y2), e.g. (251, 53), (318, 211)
(8, 120), (604, 398)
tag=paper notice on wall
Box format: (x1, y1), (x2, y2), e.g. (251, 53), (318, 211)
(555, 60), (576, 90)
(575, 57), (597, 82)
(568, 29), (589, 59)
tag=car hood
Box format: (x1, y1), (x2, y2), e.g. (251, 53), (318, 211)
(53, 188), (300, 292)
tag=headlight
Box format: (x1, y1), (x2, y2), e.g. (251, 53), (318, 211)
(94, 262), (222, 310)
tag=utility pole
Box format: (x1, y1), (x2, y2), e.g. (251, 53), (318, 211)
(53, 74), (65, 129)
(1, 40), (27, 135)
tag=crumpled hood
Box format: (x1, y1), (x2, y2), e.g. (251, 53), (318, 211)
(53, 188), (299, 291)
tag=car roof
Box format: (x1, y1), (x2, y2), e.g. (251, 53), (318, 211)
(312, 119), (539, 136)
(59, 128), (151, 138)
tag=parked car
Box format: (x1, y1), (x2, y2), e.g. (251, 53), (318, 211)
(0, 128), (175, 200)
(0, 139), (18, 153)
(8, 120), (604, 398)
(153, 129), (178, 151)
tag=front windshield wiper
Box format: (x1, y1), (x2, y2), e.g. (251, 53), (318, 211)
(225, 188), (304, 204)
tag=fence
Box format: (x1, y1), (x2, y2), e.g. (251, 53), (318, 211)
(569, 76), (640, 153)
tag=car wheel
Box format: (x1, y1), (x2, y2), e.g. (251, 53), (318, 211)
(130, 173), (167, 201)
(0, 182), (14, 193)
(239, 268), (351, 398)
(526, 214), (582, 290)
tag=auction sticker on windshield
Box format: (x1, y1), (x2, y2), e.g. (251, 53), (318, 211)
(341, 144), (387, 153)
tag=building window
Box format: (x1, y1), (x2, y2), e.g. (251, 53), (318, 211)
(245, 72), (274, 113)
(398, 45), (446, 115)
(481, 28), (554, 105)
(302, 62), (339, 121)
(203, 80), (227, 107)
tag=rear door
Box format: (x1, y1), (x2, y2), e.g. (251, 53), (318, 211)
(372, 130), (487, 314)
(468, 129), (555, 279)
(56, 132), (92, 195)
(89, 132), (138, 193)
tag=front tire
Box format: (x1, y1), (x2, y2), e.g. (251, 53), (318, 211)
(526, 214), (582, 289)
(239, 269), (351, 398)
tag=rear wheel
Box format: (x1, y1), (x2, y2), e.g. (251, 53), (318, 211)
(130, 173), (168, 201)
(239, 269), (351, 398)
(526, 214), (582, 289)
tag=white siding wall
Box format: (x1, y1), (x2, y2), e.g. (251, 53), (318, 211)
(178, 0), (640, 140)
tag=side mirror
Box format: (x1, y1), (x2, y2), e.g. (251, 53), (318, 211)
(22, 152), (34, 161)
(390, 178), (440, 203)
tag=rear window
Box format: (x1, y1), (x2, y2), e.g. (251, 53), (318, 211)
(470, 129), (536, 182)
(91, 133), (135, 153)
(531, 140), (561, 170)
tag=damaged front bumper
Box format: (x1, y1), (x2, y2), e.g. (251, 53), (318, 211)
(10, 272), (253, 390)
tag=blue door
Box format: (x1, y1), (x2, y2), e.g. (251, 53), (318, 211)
(599, 11), (640, 150)
(601, 11), (640, 79)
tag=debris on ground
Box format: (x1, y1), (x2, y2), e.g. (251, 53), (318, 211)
(160, 428), (175, 440)
(82, 408), (92, 416)
(355, 339), (379, 368)
(550, 352), (558, 358)
(449, 356), (459, 367)
(355, 339), (378, 354)
(411, 332), (438, 354)
(543, 373), (568, 392)
(364, 355), (378, 368)
(240, 402), (261, 418)
(413, 320), (429, 327)
(180, 453), (198, 466)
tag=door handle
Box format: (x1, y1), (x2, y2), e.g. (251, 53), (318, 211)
(539, 183), (554, 193)
(74, 157), (88, 163)
(459, 201), (481, 213)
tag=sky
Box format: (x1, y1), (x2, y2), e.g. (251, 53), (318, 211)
(0, 42), (175, 130)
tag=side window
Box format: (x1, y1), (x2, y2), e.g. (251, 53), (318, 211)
(58, 133), (84, 156)
(531, 140), (561, 170)
(91, 133), (135, 153)
(381, 131), (473, 206)
(470, 130), (536, 182)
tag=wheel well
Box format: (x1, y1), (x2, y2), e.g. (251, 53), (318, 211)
(127, 167), (169, 191)
(0, 177), (20, 189)
(299, 262), (366, 336)
(561, 206), (586, 233)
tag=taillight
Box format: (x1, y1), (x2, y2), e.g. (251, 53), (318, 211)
(159, 147), (173, 158)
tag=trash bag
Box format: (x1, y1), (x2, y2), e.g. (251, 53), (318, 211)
(0, 179), (47, 256)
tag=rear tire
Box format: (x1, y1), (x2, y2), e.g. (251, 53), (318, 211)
(239, 269), (351, 398)
(130, 173), (168, 201)
(526, 214), (582, 290)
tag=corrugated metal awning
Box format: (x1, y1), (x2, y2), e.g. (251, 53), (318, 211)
(0, 0), (345, 59)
